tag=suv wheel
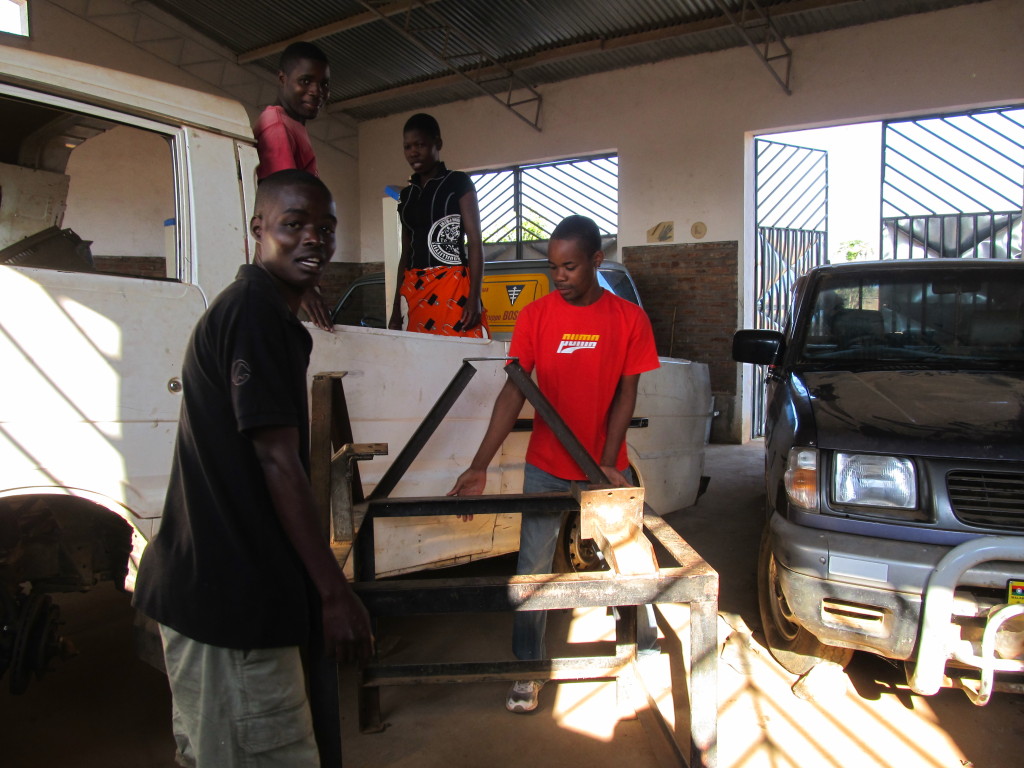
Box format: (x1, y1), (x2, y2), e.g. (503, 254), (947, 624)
(757, 523), (853, 675)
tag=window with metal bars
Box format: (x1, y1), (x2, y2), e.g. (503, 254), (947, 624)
(470, 154), (617, 258)
(881, 107), (1023, 260)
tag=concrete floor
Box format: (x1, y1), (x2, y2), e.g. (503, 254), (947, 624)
(3, 442), (1023, 767)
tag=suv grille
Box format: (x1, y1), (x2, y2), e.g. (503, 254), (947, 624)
(947, 471), (1024, 530)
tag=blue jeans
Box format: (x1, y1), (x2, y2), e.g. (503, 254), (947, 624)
(513, 464), (660, 662)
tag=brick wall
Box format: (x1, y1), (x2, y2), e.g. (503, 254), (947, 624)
(622, 241), (740, 443)
(318, 260), (384, 310)
(92, 256), (167, 279)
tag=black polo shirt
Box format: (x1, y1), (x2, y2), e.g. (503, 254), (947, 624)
(133, 265), (314, 649)
(398, 162), (474, 269)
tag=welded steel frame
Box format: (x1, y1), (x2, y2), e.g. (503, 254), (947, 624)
(309, 361), (720, 767)
(712, 0), (792, 95)
(351, 0), (542, 131)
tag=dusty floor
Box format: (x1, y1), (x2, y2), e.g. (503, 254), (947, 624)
(2, 442), (1023, 767)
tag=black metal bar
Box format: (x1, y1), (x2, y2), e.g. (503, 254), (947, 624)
(362, 492), (575, 518)
(368, 360), (478, 500)
(514, 166), (523, 259)
(512, 416), (648, 432)
(354, 507), (375, 584)
(503, 361), (608, 485)
(331, 377), (363, 504)
(357, 682), (383, 734)
(307, 642), (342, 768)
(310, 376), (334, 540)
(362, 654), (631, 686)
(307, 373), (345, 767)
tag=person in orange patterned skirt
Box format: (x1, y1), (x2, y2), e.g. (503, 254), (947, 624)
(387, 114), (489, 337)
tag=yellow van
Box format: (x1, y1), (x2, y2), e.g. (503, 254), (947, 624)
(331, 259), (643, 340)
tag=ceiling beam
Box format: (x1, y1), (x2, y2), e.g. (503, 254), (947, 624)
(712, 0), (792, 95)
(237, 0), (439, 65)
(348, 0), (543, 131)
(332, 0), (856, 112)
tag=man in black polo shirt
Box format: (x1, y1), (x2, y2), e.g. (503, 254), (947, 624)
(134, 169), (371, 768)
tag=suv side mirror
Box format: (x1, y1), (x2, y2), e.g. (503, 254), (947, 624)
(732, 329), (784, 364)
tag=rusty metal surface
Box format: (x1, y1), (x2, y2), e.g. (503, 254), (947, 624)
(353, 568), (717, 615)
(310, 367), (719, 767)
(578, 485), (657, 575)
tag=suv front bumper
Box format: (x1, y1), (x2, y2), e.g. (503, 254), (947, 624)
(769, 514), (1024, 661)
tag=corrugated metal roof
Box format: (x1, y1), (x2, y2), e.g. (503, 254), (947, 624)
(145, 0), (989, 121)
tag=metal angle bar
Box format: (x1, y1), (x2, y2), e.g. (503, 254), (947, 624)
(712, 0), (792, 95)
(367, 359), (478, 500)
(504, 361), (608, 484)
(362, 655), (631, 685)
(351, 0), (543, 131)
(361, 493), (577, 519)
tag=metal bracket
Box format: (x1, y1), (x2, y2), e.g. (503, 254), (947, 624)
(713, 0), (793, 94)
(330, 442), (387, 542)
(577, 486), (658, 576)
(352, 0), (543, 130)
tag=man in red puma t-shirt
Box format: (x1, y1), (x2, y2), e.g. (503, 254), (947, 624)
(448, 214), (660, 714)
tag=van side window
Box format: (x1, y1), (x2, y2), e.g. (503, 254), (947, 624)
(0, 94), (176, 280)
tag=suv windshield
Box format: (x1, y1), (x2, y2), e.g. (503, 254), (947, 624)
(795, 265), (1024, 367)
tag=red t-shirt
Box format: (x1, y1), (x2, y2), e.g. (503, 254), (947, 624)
(253, 106), (318, 180)
(509, 289), (660, 480)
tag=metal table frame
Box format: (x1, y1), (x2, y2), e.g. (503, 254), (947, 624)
(309, 360), (718, 768)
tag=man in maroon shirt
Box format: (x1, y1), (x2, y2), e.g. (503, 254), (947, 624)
(254, 42), (329, 180)
(254, 42), (333, 330)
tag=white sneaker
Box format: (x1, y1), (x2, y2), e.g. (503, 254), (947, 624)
(506, 679), (545, 713)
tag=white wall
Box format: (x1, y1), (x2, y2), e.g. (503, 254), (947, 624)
(358, 0), (1023, 276)
(63, 127), (173, 258)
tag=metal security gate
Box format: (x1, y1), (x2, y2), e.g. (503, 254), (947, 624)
(752, 140), (828, 437)
(882, 108), (1024, 260)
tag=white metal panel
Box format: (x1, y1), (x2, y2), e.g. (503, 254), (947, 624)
(0, 265), (205, 519)
(0, 45), (252, 141)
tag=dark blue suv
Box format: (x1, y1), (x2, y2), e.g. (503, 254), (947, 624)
(734, 259), (1024, 704)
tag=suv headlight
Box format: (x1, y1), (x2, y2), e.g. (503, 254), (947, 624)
(784, 448), (819, 511)
(833, 453), (916, 509)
